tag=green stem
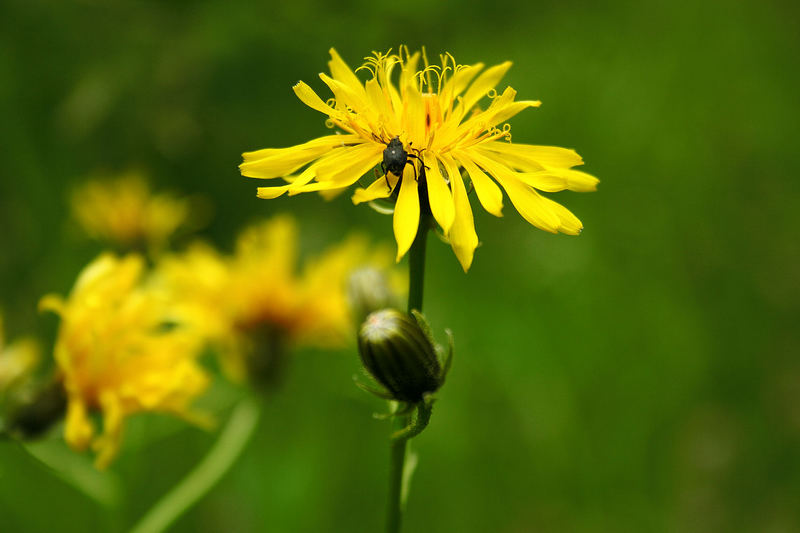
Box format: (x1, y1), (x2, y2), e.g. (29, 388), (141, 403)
(129, 396), (260, 533)
(407, 216), (429, 314)
(386, 413), (411, 533)
(387, 212), (430, 533)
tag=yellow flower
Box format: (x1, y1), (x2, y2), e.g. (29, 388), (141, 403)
(155, 216), (401, 380)
(71, 171), (189, 253)
(240, 48), (598, 271)
(0, 313), (41, 396)
(40, 254), (210, 468)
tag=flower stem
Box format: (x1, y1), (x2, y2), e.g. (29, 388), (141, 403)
(387, 212), (430, 533)
(129, 396), (260, 533)
(407, 217), (429, 314)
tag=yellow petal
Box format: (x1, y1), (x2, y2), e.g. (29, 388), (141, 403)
(319, 186), (350, 201)
(541, 197), (584, 234)
(64, 399), (94, 452)
(464, 87), (540, 131)
(328, 48), (367, 99)
(256, 184), (293, 199)
(455, 151), (504, 217)
(315, 143), (383, 184)
(352, 173), (399, 205)
(516, 172), (570, 192)
(422, 152), (455, 233)
(482, 142), (584, 168)
(442, 156), (478, 272)
(242, 134), (356, 163)
(319, 73), (372, 119)
(292, 81), (338, 117)
(498, 177), (561, 233)
(543, 168), (600, 192)
(457, 61), (512, 120)
(393, 165), (420, 261)
(255, 162), (321, 198)
(241, 135), (355, 180)
(440, 62), (484, 108)
(401, 73), (425, 145)
(38, 294), (66, 315)
(469, 151), (560, 232)
(365, 78), (399, 135)
(287, 181), (349, 195)
(93, 394), (124, 469)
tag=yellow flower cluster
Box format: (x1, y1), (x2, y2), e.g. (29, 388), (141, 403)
(156, 215), (402, 380)
(71, 171), (190, 253)
(40, 254), (210, 468)
(241, 48), (597, 271)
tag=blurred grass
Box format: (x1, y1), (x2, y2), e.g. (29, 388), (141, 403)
(1, 0), (799, 531)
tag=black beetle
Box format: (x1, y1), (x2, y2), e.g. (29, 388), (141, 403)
(381, 137), (420, 180)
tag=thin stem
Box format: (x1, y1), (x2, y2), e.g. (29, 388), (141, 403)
(387, 210), (431, 533)
(129, 396), (260, 533)
(386, 413), (411, 533)
(407, 215), (430, 314)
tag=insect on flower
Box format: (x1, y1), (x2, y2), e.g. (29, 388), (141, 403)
(381, 136), (421, 184)
(240, 47), (598, 271)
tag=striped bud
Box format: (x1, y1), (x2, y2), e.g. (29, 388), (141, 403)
(358, 309), (442, 403)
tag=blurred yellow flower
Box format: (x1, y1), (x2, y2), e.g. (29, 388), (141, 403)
(71, 171), (189, 253)
(241, 47), (597, 271)
(0, 313), (41, 396)
(156, 216), (402, 381)
(40, 254), (210, 468)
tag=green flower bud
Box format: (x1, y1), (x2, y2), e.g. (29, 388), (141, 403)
(2, 377), (66, 439)
(347, 267), (398, 325)
(358, 309), (442, 403)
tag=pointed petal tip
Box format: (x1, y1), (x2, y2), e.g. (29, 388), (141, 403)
(256, 187), (288, 200)
(38, 294), (64, 315)
(457, 255), (473, 273)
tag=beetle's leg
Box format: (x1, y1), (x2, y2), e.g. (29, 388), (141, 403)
(408, 161), (419, 182)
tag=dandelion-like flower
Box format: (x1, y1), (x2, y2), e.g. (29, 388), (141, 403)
(240, 47), (598, 271)
(40, 254), (210, 468)
(71, 171), (190, 253)
(155, 216), (403, 381)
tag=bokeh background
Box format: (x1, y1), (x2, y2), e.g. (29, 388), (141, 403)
(1, 0), (799, 531)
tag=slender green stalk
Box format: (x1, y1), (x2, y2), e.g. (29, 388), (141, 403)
(387, 213), (430, 533)
(386, 413), (411, 533)
(130, 397), (260, 533)
(407, 218), (429, 314)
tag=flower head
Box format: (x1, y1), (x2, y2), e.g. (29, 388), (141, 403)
(155, 216), (403, 381)
(241, 47), (598, 271)
(71, 171), (190, 253)
(40, 254), (210, 468)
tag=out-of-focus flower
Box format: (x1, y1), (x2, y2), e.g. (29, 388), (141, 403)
(71, 171), (190, 253)
(156, 215), (403, 382)
(240, 47), (597, 271)
(347, 267), (400, 326)
(40, 253), (210, 468)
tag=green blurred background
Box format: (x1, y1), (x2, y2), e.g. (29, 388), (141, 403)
(1, 0), (799, 531)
